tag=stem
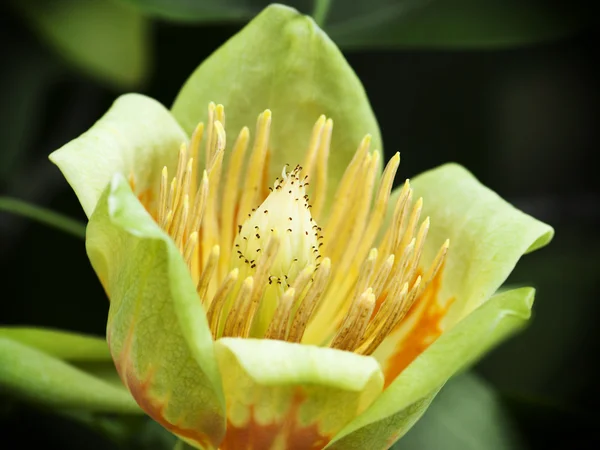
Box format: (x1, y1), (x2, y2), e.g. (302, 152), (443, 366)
(0, 196), (86, 239)
(312, 0), (333, 27)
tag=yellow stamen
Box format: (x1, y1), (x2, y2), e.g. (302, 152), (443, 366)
(143, 104), (449, 357)
(311, 118), (332, 221)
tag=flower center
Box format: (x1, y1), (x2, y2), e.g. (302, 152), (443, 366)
(233, 165), (321, 288)
(136, 103), (449, 355)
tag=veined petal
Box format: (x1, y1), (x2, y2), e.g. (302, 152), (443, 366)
(171, 4), (381, 204)
(50, 93), (187, 218)
(86, 174), (225, 448)
(214, 338), (383, 450)
(326, 287), (535, 450)
(372, 163), (552, 383)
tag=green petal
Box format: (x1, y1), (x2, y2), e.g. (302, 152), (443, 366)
(171, 4), (381, 200)
(215, 338), (383, 448)
(50, 93), (187, 218)
(326, 287), (535, 450)
(86, 174), (226, 447)
(0, 337), (140, 413)
(411, 163), (553, 325)
(0, 327), (111, 361)
(12, 0), (150, 88)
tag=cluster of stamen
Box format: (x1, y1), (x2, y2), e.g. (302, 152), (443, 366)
(136, 103), (448, 355)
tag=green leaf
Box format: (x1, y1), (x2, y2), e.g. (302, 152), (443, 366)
(215, 338), (383, 447)
(326, 0), (588, 49)
(410, 163), (553, 326)
(0, 327), (110, 361)
(0, 45), (58, 179)
(0, 197), (86, 239)
(12, 0), (150, 88)
(171, 4), (381, 203)
(326, 287), (535, 450)
(117, 0), (262, 22)
(86, 174), (226, 448)
(49, 93), (188, 218)
(396, 372), (525, 450)
(0, 337), (141, 413)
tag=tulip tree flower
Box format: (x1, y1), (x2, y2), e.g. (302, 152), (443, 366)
(49, 4), (553, 450)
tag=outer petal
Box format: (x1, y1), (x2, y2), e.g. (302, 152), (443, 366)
(86, 174), (225, 448)
(214, 338), (384, 450)
(411, 163), (553, 326)
(49, 93), (187, 218)
(171, 4), (381, 196)
(326, 287), (535, 450)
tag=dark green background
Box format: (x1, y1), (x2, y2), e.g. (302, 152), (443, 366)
(0, 1), (597, 448)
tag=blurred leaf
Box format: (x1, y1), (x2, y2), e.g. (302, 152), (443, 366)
(12, 0), (150, 88)
(0, 46), (58, 179)
(478, 228), (600, 406)
(130, 418), (178, 450)
(396, 372), (525, 450)
(325, 0), (588, 49)
(0, 327), (109, 361)
(0, 337), (141, 414)
(0, 197), (86, 238)
(117, 0), (315, 23)
(118, 0), (261, 22)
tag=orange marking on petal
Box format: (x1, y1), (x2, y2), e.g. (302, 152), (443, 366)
(383, 264), (454, 388)
(109, 322), (221, 448)
(127, 171), (157, 219)
(124, 362), (221, 448)
(220, 389), (330, 450)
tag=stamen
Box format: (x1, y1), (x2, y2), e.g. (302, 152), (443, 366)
(222, 276), (254, 337)
(331, 288), (375, 351)
(207, 268), (239, 336)
(242, 233), (280, 337)
(355, 248), (378, 297)
(237, 110), (271, 226)
(183, 232), (199, 267)
(311, 118), (332, 221)
(146, 106), (450, 358)
(158, 167), (168, 225)
(348, 153), (400, 269)
(288, 258), (331, 343)
(357, 282), (409, 355)
(372, 254), (395, 298)
(190, 171), (209, 235)
(264, 287), (296, 340)
(321, 134), (371, 252)
(188, 122), (204, 198)
(302, 115), (326, 180)
(173, 195), (189, 250)
(197, 245), (220, 305)
(219, 127), (250, 278)
(417, 239), (450, 297)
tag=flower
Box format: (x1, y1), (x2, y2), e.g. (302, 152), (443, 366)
(49, 5), (553, 450)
